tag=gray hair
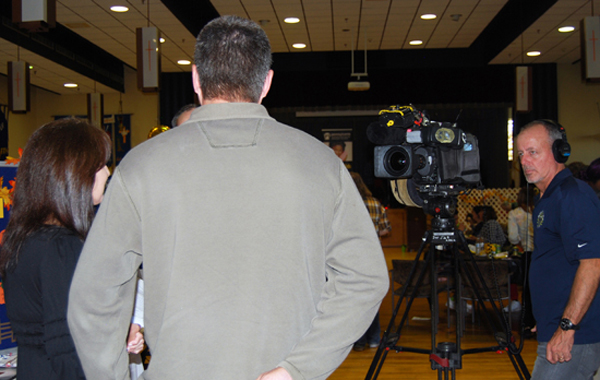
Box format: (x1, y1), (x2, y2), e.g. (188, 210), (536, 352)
(519, 119), (563, 145)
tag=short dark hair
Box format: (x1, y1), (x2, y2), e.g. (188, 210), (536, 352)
(473, 205), (497, 222)
(585, 157), (600, 182)
(193, 15), (272, 103)
(171, 104), (197, 128)
(567, 161), (588, 180)
(330, 141), (346, 150)
(0, 118), (111, 275)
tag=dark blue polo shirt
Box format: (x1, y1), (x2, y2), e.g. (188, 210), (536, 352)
(530, 169), (600, 343)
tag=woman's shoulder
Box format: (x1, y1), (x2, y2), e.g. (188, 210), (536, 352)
(23, 226), (83, 257)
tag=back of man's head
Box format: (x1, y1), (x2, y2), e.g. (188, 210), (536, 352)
(194, 15), (272, 103)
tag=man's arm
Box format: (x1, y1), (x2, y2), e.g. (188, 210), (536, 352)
(68, 169), (143, 379)
(546, 258), (600, 363)
(276, 166), (389, 380)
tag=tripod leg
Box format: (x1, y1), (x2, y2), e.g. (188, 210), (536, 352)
(364, 231), (434, 380)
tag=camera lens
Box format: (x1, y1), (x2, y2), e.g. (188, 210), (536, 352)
(383, 146), (412, 177)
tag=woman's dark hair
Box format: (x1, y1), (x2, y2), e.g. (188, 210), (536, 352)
(474, 205), (497, 222)
(350, 171), (372, 199)
(0, 118), (111, 276)
(517, 186), (536, 213)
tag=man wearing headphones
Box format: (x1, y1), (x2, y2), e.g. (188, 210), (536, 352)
(516, 120), (600, 379)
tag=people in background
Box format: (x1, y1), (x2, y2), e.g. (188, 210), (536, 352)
(505, 186), (536, 316)
(330, 140), (348, 161)
(583, 157), (600, 199)
(567, 161), (588, 180)
(516, 119), (600, 379)
(350, 172), (391, 351)
(461, 205), (505, 246)
(67, 16), (388, 380)
(475, 206), (506, 246)
(507, 187), (535, 253)
(171, 103), (198, 128)
(0, 119), (143, 380)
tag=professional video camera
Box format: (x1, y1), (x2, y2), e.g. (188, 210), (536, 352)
(367, 105), (481, 217)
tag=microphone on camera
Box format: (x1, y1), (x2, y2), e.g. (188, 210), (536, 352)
(366, 120), (407, 145)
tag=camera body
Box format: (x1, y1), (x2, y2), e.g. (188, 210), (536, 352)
(368, 105), (481, 216)
(370, 106), (480, 187)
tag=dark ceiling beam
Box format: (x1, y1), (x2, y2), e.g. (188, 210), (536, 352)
(0, 2), (125, 92)
(469, 0), (560, 63)
(161, 0), (557, 73)
(160, 0), (220, 38)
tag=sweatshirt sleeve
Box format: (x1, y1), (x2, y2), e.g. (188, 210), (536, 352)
(278, 166), (389, 380)
(68, 169), (143, 380)
(41, 233), (86, 379)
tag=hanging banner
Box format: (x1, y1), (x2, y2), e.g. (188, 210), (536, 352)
(0, 106), (8, 161)
(87, 93), (104, 128)
(581, 16), (600, 82)
(0, 163), (18, 351)
(515, 66), (532, 113)
(103, 114), (131, 168)
(12, 0), (56, 32)
(136, 27), (160, 92)
(322, 128), (353, 170)
(8, 61), (29, 113)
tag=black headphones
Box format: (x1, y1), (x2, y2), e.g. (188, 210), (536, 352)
(540, 119), (571, 163)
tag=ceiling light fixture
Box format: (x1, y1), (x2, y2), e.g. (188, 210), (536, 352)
(409, 40), (423, 46)
(348, 29), (370, 91)
(177, 60), (191, 65)
(64, 83), (78, 88)
(558, 26), (575, 33)
(421, 14), (437, 20)
(110, 5), (129, 12)
(284, 17), (300, 24)
(527, 51), (541, 57)
(159, 37), (165, 43)
(292, 43), (306, 49)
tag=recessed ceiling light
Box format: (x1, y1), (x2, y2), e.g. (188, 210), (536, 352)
(292, 43), (306, 49)
(64, 83), (78, 88)
(558, 26), (575, 33)
(527, 51), (541, 57)
(409, 40), (423, 46)
(177, 60), (191, 65)
(159, 37), (165, 43)
(284, 17), (300, 24)
(421, 14), (437, 20)
(110, 5), (129, 12)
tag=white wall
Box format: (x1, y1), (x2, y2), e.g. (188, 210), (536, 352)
(557, 62), (600, 165)
(0, 66), (159, 158)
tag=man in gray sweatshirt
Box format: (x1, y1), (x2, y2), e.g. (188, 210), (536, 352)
(68, 15), (388, 380)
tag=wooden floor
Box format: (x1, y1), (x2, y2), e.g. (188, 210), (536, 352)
(329, 248), (538, 380)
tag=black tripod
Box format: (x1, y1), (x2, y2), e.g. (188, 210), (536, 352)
(365, 216), (531, 380)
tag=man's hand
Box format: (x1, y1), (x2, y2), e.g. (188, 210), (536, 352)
(546, 328), (575, 364)
(256, 367), (293, 380)
(127, 323), (145, 354)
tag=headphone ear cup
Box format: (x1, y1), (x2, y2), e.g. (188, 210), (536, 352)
(552, 138), (571, 163)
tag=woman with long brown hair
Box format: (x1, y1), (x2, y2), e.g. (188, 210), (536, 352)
(0, 118), (114, 379)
